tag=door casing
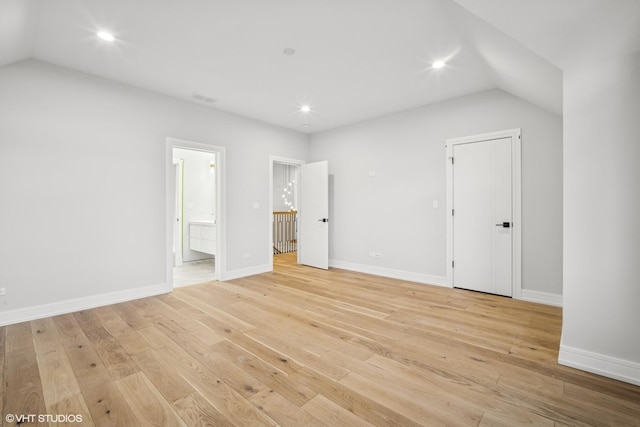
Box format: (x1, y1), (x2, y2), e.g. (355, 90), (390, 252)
(445, 129), (522, 299)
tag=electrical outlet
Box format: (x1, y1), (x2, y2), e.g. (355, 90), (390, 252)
(0, 288), (5, 296)
(368, 252), (382, 258)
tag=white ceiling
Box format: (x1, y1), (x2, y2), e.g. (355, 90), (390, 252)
(2, 0), (639, 133)
(452, 0), (640, 69)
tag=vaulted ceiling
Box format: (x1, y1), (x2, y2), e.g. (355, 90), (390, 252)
(2, 0), (640, 133)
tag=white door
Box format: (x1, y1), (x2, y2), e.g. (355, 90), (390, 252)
(173, 161), (183, 267)
(299, 161), (329, 269)
(452, 137), (513, 296)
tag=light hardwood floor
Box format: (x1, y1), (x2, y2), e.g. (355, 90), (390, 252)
(2, 252), (639, 426)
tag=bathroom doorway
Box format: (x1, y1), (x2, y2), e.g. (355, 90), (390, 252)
(167, 138), (225, 287)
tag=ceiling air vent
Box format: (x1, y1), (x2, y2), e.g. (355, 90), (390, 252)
(191, 93), (216, 104)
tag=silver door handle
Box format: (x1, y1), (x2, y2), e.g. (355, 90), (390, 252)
(496, 222), (511, 228)
(318, 218), (329, 223)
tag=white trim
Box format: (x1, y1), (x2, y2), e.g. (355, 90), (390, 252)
(559, 345), (640, 386)
(520, 289), (563, 307)
(329, 259), (448, 287)
(166, 138), (226, 287)
(223, 264), (272, 281)
(445, 128), (522, 298)
(268, 156), (305, 271)
(0, 283), (169, 327)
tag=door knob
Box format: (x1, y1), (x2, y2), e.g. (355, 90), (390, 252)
(496, 222), (511, 228)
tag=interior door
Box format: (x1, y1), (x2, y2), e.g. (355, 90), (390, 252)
(173, 161), (183, 267)
(452, 137), (512, 296)
(299, 161), (329, 269)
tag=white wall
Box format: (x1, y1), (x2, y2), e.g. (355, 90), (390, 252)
(309, 89), (563, 298)
(560, 51), (640, 385)
(0, 59), (307, 323)
(174, 148), (215, 262)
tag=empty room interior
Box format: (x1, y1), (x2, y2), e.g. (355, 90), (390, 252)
(1, 0), (639, 425)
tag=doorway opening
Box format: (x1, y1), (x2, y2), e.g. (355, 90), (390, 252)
(269, 156), (304, 271)
(167, 138), (225, 287)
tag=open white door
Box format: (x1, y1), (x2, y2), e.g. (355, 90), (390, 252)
(299, 161), (329, 269)
(173, 161), (183, 267)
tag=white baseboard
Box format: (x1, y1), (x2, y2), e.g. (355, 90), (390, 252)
(559, 344), (640, 386)
(0, 282), (170, 327)
(520, 289), (563, 307)
(329, 259), (448, 287)
(222, 264), (271, 281)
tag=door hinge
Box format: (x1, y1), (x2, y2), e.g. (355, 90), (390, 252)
(452, 209), (454, 216)
(451, 157), (454, 164)
(452, 260), (455, 268)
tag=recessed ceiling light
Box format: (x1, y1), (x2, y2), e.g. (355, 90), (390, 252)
(283, 48), (296, 56)
(300, 105), (311, 113)
(97, 31), (115, 42)
(432, 60), (446, 69)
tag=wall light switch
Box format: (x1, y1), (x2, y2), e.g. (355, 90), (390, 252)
(368, 171), (376, 177)
(433, 200), (439, 209)
(252, 202), (260, 210)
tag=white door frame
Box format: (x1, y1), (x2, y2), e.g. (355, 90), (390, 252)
(445, 128), (522, 299)
(268, 155), (305, 271)
(166, 138), (226, 286)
